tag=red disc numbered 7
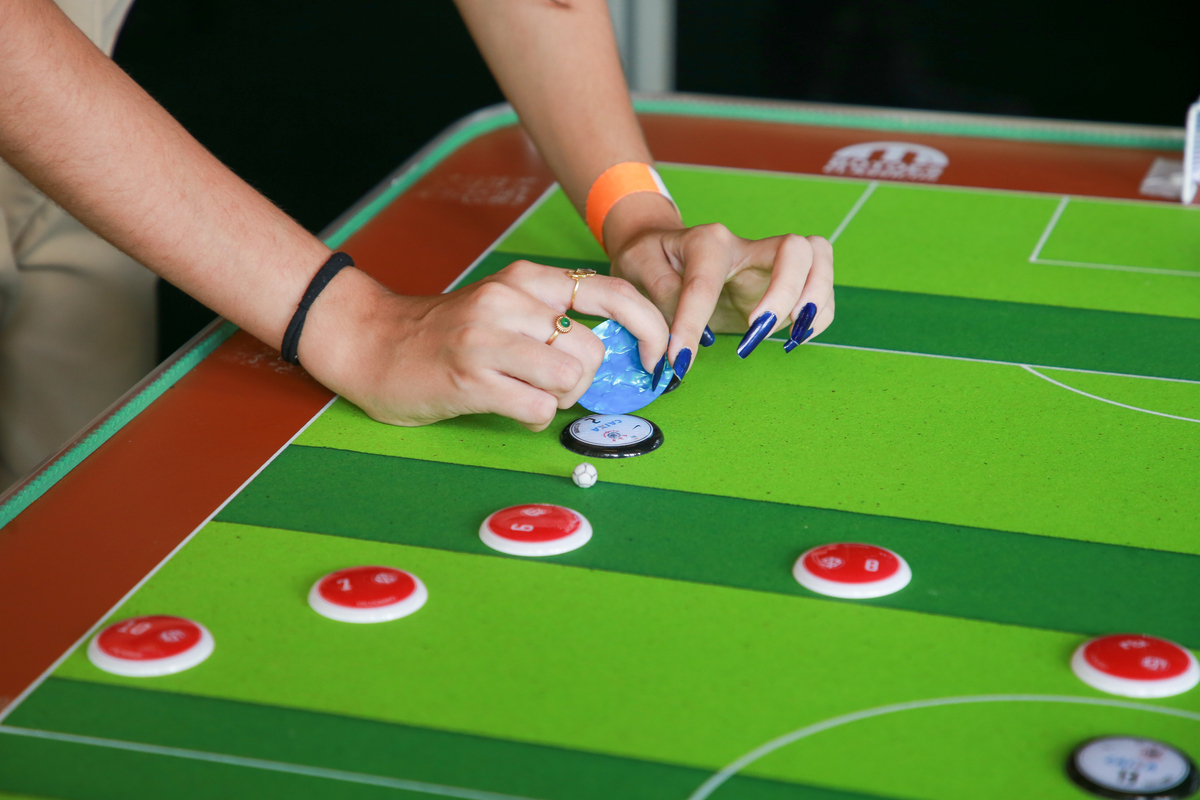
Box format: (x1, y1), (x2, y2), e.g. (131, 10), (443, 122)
(308, 566), (428, 623)
(87, 615), (214, 677)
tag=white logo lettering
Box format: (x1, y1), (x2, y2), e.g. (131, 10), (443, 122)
(823, 141), (948, 183)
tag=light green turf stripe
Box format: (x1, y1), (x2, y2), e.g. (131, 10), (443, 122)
(49, 521), (1200, 800)
(297, 340), (1200, 555)
(324, 108), (519, 249)
(0, 321), (238, 530)
(633, 97), (1185, 150)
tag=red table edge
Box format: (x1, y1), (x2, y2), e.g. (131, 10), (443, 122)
(0, 94), (1187, 714)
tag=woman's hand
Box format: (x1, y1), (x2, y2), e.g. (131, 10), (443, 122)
(300, 260), (669, 432)
(604, 192), (835, 379)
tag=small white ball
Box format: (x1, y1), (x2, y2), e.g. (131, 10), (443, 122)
(571, 462), (598, 488)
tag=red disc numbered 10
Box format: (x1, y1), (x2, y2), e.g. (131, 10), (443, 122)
(87, 615), (214, 677)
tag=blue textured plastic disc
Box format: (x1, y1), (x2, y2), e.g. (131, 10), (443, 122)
(577, 320), (674, 415)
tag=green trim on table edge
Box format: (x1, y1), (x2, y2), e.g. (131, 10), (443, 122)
(633, 97), (1185, 151)
(0, 96), (1179, 529)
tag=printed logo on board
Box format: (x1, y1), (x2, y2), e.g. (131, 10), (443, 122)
(823, 141), (948, 182)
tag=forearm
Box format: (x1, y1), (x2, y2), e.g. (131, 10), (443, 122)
(453, 0), (680, 237)
(0, 0), (331, 349)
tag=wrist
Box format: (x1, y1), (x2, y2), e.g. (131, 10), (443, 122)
(295, 266), (404, 396)
(602, 191), (683, 256)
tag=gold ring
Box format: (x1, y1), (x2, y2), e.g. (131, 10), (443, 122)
(566, 268), (597, 311)
(546, 314), (573, 345)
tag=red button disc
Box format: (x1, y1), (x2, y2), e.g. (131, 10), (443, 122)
(316, 566), (417, 609)
(95, 615), (203, 661)
(802, 543), (901, 584)
(1082, 635), (1192, 681)
(485, 504), (582, 542)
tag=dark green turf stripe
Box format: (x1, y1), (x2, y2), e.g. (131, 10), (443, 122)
(478, 251), (1200, 381)
(0, 679), (881, 800)
(217, 446), (1200, 646)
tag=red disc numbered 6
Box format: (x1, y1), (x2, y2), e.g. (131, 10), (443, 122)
(479, 504), (592, 557)
(1071, 634), (1199, 698)
(87, 615), (214, 677)
(308, 566), (428, 623)
(793, 543), (912, 599)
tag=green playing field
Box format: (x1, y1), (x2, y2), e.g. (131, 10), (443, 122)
(2, 163), (1198, 800)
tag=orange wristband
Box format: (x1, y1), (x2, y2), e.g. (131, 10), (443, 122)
(584, 162), (675, 251)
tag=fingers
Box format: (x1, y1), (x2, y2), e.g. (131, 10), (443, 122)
(664, 224), (737, 377)
(498, 261), (669, 375)
(469, 331), (602, 431)
(474, 373), (561, 432)
(734, 234), (814, 358)
(547, 322), (606, 407)
(783, 236), (834, 352)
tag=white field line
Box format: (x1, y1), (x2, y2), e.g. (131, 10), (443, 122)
(793, 340), (1200, 385)
(0, 395), (339, 726)
(442, 183), (561, 293)
(1033, 258), (1200, 279)
(1028, 194), (1199, 277)
(1022, 365), (1200, 423)
(1028, 195), (1069, 261)
(828, 181), (877, 243)
(687, 694), (1200, 800)
(0, 726), (543, 800)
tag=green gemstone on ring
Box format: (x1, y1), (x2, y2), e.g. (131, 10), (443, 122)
(557, 316), (572, 332)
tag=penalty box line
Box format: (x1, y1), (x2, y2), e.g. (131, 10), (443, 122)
(1029, 195), (1200, 278)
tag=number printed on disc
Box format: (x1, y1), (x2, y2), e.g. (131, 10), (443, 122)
(308, 566), (428, 623)
(87, 615), (214, 677)
(1071, 634), (1200, 698)
(792, 543), (912, 599)
(479, 504), (593, 557)
(1069, 736), (1198, 798)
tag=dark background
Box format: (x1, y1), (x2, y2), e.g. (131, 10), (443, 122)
(111, 0), (1198, 359)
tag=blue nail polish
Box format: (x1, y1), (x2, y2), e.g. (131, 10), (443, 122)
(799, 327), (815, 344)
(673, 348), (692, 381)
(663, 374), (682, 394)
(651, 355), (667, 391)
(790, 303), (817, 344)
(700, 326), (716, 347)
(783, 339), (799, 354)
(736, 312), (776, 359)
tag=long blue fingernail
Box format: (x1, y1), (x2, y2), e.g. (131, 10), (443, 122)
(799, 327), (814, 344)
(663, 374), (682, 394)
(700, 326), (716, 347)
(651, 355), (667, 391)
(673, 348), (692, 381)
(789, 303), (817, 344)
(783, 339), (799, 354)
(736, 312), (776, 359)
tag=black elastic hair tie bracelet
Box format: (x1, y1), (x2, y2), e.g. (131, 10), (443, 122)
(280, 251), (354, 366)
